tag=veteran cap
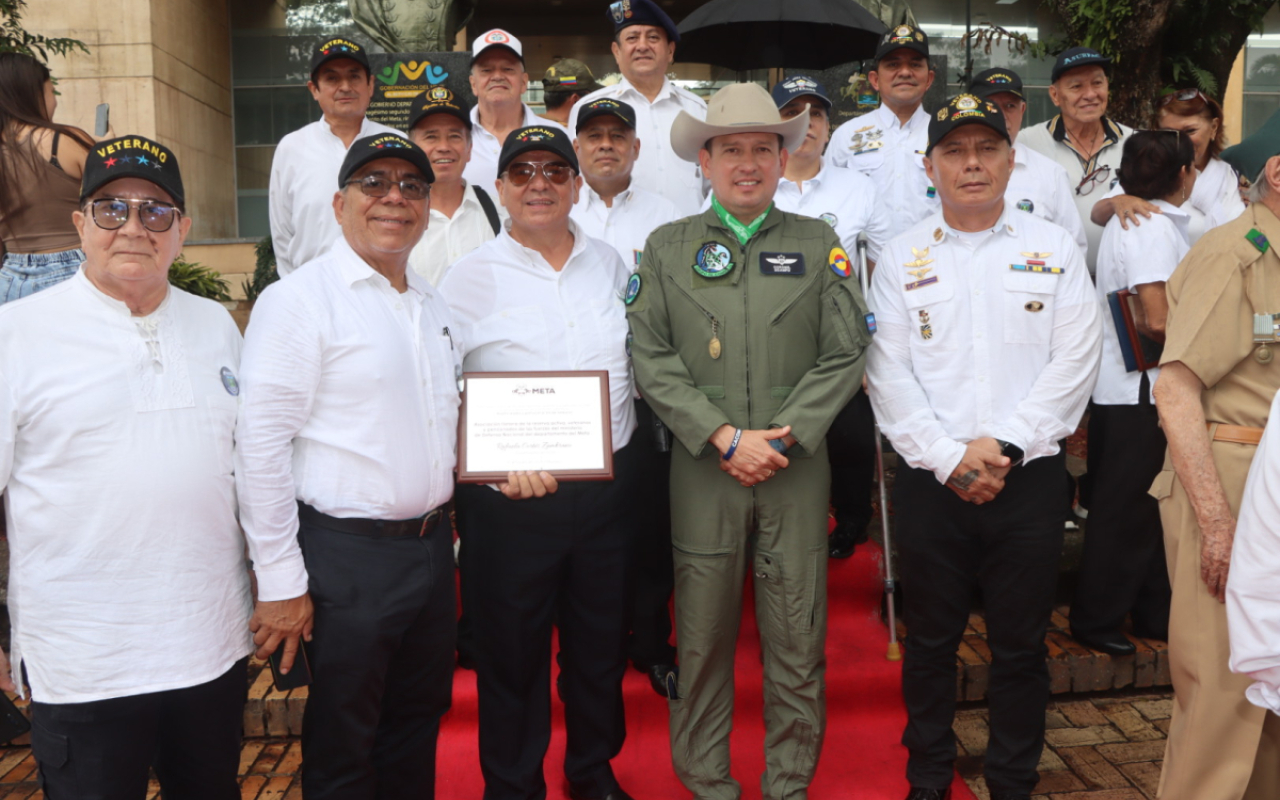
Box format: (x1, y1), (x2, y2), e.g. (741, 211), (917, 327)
(607, 0), (680, 43)
(471, 29), (523, 65)
(81, 135), (185, 211)
(926, 93), (1010, 154)
(544, 59), (604, 95)
(970, 67), (1024, 100)
(1051, 46), (1111, 83)
(575, 98), (637, 131)
(771, 75), (832, 112)
(875, 23), (930, 64)
(408, 85), (472, 132)
(309, 37), (371, 82)
(1222, 108), (1280, 183)
(498, 126), (579, 177)
(337, 133), (435, 188)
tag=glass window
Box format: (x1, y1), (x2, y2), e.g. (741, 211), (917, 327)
(1242, 6), (1280, 139)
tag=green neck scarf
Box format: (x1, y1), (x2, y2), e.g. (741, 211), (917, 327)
(711, 195), (772, 245)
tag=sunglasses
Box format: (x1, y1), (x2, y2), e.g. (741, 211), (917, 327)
(1158, 88), (1210, 109)
(503, 161), (575, 186)
(345, 175), (431, 201)
(1076, 164), (1112, 197)
(88, 198), (182, 233)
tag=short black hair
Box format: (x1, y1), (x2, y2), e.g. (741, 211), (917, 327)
(701, 133), (786, 154)
(1117, 130), (1196, 200)
(543, 89), (578, 112)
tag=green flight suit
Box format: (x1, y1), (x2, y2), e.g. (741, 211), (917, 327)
(626, 206), (871, 800)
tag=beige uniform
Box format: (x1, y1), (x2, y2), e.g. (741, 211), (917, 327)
(1151, 203), (1280, 800)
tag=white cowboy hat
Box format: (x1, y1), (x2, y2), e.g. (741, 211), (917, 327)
(670, 83), (810, 163)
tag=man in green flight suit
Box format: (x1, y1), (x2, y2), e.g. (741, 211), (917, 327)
(625, 82), (872, 800)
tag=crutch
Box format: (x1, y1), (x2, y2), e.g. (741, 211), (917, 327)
(856, 234), (901, 662)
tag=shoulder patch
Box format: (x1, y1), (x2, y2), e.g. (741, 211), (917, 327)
(624, 272), (641, 304)
(829, 247), (853, 278)
(1247, 228), (1271, 254)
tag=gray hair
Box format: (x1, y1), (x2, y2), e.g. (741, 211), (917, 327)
(1249, 165), (1271, 204)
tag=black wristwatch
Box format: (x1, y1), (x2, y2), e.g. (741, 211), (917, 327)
(996, 439), (1025, 466)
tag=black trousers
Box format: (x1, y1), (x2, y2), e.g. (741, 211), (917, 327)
(1070, 401), (1171, 638)
(896, 452), (1067, 795)
(627, 397), (676, 668)
(455, 439), (642, 800)
(299, 513), (457, 800)
(826, 389), (877, 533)
(30, 657), (248, 800)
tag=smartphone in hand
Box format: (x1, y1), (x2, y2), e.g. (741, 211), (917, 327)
(266, 640), (312, 691)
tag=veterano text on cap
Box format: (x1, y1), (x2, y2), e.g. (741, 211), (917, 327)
(310, 37), (370, 82)
(875, 23), (929, 64)
(576, 98), (637, 131)
(498, 126), (580, 176)
(338, 134), (435, 188)
(608, 0), (680, 43)
(970, 68), (1024, 101)
(771, 75), (832, 111)
(81, 135), (185, 211)
(926, 93), (1010, 155)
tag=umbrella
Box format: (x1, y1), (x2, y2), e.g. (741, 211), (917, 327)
(676, 0), (887, 72)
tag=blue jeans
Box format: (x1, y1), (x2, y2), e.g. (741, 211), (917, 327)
(0, 248), (84, 304)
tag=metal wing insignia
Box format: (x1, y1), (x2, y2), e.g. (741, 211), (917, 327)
(765, 255), (799, 267)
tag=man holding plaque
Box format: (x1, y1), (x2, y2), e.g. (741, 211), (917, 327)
(626, 83), (872, 799)
(440, 126), (640, 800)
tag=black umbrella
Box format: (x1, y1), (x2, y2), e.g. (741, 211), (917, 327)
(676, 0), (887, 71)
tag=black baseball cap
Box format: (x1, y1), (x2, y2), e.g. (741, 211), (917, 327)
(875, 23), (930, 64)
(608, 0), (680, 43)
(81, 135), (185, 211)
(970, 68), (1024, 101)
(926, 93), (1010, 155)
(1051, 46), (1111, 83)
(408, 85), (473, 133)
(309, 37), (371, 82)
(337, 133), (435, 188)
(575, 98), (637, 131)
(771, 75), (832, 111)
(498, 126), (579, 177)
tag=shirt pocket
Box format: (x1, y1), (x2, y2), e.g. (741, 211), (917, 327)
(848, 146), (886, 175)
(902, 279), (958, 355)
(1002, 272), (1058, 345)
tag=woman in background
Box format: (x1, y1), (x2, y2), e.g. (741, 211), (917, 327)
(0, 52), (92, 304)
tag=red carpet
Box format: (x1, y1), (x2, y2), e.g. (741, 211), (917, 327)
(436, 543), (976, 799)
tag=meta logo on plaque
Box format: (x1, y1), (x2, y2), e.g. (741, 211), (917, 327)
(457, 371), (615, 483)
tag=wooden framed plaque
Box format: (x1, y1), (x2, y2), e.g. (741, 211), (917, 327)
(457, 371), (614, 483)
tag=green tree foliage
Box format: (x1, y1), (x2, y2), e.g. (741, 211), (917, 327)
(242, 236), (280, 303)
(169, 256), (232, 303)
(0, 0), (88, 62)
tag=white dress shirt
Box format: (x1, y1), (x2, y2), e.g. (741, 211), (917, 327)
(236, 237), (463, 602)
(439, 220), (637, 451)
(1006, 143), (1090, 257)
(570, 183), (679, 271)
(1100, 156), (1244, 245)
(463, 105), (568, 195)
(408, 182), (503, 285)
(866, 207), (1102, 484)
(1093, 201), (1190, 406)
(570, 77), (709, 218)
(1228, 387), (1280, 713)
(0, 271), (253, 703)
(1017, 115), (1133, 273)
(827, 103), (938, 243)
(268, 116), (403, 276)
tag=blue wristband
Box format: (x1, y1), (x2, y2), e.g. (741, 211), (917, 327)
(723, 428), (743, 460)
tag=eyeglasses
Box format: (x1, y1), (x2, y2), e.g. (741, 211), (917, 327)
(503, 162), (575, 186)
(88, 198), (182, 233)
(345, 175), (431, 201)
(1076, 165), (1112, 196)
(1159, 88), (1210, 109)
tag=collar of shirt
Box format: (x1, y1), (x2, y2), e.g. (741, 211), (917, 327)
(73, 267), (175, 319)
(1149, 198), (1193, 241)
(613, 75), (675, 105)
(580, 182), (634, 211)
(782, 161), (829, 193)
(469, 103), (544, 142)
(431, 181), (486, 221)
(1048, 114), (1124, 146)
(872, 102), (930, 134)
(330, 236), (431, 299)
(934, 204), (1021, 245)
(494, 217), (592, 277)
(315, 115), (385, 147)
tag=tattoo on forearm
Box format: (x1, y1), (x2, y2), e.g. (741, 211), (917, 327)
(950, 469), (979, 491)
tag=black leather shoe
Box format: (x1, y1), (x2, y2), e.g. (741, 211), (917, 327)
(568, 787), (635, 800)
(828, 523), (857, 559)
(645, 663), (678, 698)
(1072, 630), (1136, 656)
(904, 787), (950, 800)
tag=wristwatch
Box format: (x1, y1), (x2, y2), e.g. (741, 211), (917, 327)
(769, 438), (789, 455)
(996, 439), (1025, 465)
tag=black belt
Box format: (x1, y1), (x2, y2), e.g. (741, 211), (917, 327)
(297, 501), (446, 539)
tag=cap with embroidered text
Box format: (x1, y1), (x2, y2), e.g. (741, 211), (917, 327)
(771, 75), (832, 111)
(926, 93), (1010, 154)
(81, 135), (185, 211)
(338, 133), (435, 188)
(575, 98), (637, 131)
(309, 37), (371, 83)
(408, 85), (473, 132)
(1051, 46), (1112, 83)
(471, 29), (524, 65)
(607, 0), (680, 43)
(970, 67), (1024, 100)
(875, 23), (929, 64)
(498, 126), (579, 176)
